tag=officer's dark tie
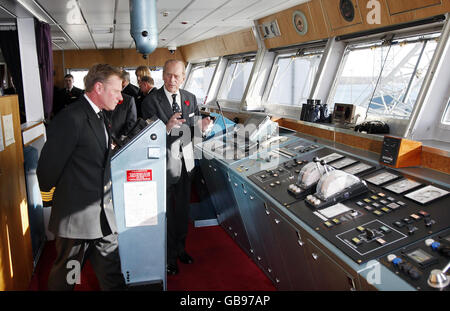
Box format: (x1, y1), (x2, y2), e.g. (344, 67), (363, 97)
(172, 94), (180, 113)
(97, 111), (110, 148)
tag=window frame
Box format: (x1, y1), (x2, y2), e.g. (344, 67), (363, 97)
(184, 60), (218, 105)
(216, 54), (256, 106)
(326, 30), (442, 123)
(262, 46), (325, 114)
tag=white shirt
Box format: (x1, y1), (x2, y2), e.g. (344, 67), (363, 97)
(163, 86), (181, 112)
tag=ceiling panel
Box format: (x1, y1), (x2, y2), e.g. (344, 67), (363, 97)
(0, 0), (310, 51)
(78, 0), (114, 25)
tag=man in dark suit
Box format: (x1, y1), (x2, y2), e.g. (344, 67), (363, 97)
(141, 59), (212, 275)
(121, 70), (139, 99)
(136, 75), (157, 119)
(37, 64), (126, 290)
(104, 92), (137, 145)
(53, 74), (84, 115)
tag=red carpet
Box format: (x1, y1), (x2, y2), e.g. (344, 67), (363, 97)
(29, 222), (275, 291)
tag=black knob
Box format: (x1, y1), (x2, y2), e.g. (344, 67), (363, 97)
(150, 133), (157, 140)
(313, 157), (319, 162)
(320, 160), (326, 165)
(366, 228), (375, 240)
(142, 30), (148, 37)
(408, 268), (421, 280)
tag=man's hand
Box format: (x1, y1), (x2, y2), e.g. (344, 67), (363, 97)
(166, 112), (186, 133)
(201, 116), (213, 133)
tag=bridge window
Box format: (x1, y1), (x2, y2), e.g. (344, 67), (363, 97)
(328, 32), (440, 120)
(69, 69), (88, 89)
(218, 56), (255, 102)
(264, 47), (324, 108)
(442, 97), (450, 125)
(184, 61), (217, 105)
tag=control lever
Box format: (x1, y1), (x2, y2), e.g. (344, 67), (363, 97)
(427, 261), (450, 289)
(365, 228), (375, 240)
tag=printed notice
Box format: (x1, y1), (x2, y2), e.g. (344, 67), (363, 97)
(2, 114), (14, 147)
(123, 181), (158, 227)
(0, 117), (4, 151)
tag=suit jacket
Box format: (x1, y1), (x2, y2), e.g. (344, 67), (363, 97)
(53, 86), (84, 115)
(104, 93), (137, 139)
(37, 97), (116, 239)
(141, 87), (200, 185)
(122, 83), (139, 99)
(135, 87), (157, 119)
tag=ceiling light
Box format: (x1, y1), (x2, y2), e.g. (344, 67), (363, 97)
(91, 27), (113, 34)
(52, 37), (67, 43)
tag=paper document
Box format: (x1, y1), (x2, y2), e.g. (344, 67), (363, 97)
(2, 114), (15, 147)
(124, 181), (158, 227)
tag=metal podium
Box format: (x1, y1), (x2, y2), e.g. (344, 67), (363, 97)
(110, 119), (167, 290)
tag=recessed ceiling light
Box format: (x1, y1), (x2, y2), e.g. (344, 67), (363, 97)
(162, 11), (169, 17)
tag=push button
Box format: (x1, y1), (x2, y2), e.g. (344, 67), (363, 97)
(332, 218), (341, 225)
(373, 210), (383, 217)
(394, 221), (404, 228)
(376, 238), (386, 246)
(356, 226), (365, 233)
(410, 213), (421, 221)
(352, 237), (362, 246)
(379, 226), (391, 234)
(324, 221), (333, 228)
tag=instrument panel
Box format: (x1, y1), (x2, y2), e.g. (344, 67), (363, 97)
(248, 148), (450, 266)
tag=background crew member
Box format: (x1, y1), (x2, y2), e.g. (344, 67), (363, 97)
(121, 70), (139, 99)
(141, 59), (212, 275)
(135, 66), (152, 117)
(37, 64), (126, 290)
(53, 74), (84, 116)
(104, 92), (137, 145)
(136, 75), (156, 118)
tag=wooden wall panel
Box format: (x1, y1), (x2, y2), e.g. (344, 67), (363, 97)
(386, 0), (442, 15)
(258, 1), (330, 50)
(257, 0), (448, 50)
(0, 95), (33, 290)
(421, 147), (450, 175)
(53, 48), (185, 87)
(334, 131), (383, 153)
(321, 0), (364, 31)
(180, 28), (258, 62)
(387, 0), (450, 25)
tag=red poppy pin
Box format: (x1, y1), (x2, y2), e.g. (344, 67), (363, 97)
(117, 99), (123, 105)
(184, 100), (190, 107)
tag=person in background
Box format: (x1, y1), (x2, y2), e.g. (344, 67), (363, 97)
(141, 59), (212, 276)
(135, 65), (151, 83)
(135, 66), (151, 114)
(136, 75), (156, 118)
(121, 70), (139, 100)
(53, 74), (84, 116)
(37, 64), (126, 291)
(104, 91), (137, 145)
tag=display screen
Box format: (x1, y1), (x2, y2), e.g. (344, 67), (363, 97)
(343, 163), (373, 175)
(404, 185), (449, 205)
(383, 178), (422, 194)
(406, 249), (433, 264)
(365, 171), (399, 186)
(319, 153), (344, 163)
(330, 157), (358, 169)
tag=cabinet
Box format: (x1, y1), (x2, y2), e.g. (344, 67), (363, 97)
(0, 95), (33, 290)
(306, 238), (358, 290)
(268, 207), (316, 290)
(200, 159), (251, 255)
